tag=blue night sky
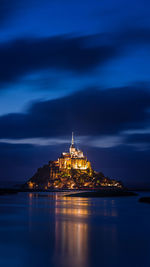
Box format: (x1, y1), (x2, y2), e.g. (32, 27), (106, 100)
(0, 0), (150, 187)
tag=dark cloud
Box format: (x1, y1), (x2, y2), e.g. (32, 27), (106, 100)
(0, 26), (150, 86)
(0, 35), (116, 84)
(0, 85), (149, 138)
(0, 0), (18, 26)
(117, 27), (150, 47)
(126, 133), (150, 144)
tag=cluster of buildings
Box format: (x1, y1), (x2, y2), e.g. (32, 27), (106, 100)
(49, 133), (91, 179)
(27, 133), (123, 190)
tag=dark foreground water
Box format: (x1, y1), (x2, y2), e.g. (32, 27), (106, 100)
(0, 192), (150, 267)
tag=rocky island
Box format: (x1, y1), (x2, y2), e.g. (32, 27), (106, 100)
(23, 133), (125, 192)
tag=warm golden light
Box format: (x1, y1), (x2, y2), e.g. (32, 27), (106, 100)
(28, 181), (34, 189)
(27, 133), (123, 190)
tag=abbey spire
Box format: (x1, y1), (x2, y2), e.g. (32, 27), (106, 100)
(70, 132), (76, 154)
(71, 132), (74, 146)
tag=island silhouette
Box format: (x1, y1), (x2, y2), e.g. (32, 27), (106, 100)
(24, 133), (124, 191)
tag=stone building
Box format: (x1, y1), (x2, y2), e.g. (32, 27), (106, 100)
(49, 133), (92, 179)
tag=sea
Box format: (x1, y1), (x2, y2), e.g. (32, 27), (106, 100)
(0, 188), (150, 267)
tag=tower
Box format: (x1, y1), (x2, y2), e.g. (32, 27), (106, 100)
(70, 132), (76, 155)
(71, 132), (74, 146)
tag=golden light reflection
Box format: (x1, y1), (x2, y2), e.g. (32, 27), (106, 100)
(54, 197), (89, 267)
(27, 192), (118, 267)
(55, 207), (89, 216)
(54, 196), (91, 217)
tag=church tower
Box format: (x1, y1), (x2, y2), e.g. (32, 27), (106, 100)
(69, 132), (76, 155)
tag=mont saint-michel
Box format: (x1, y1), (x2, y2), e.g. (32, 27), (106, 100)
(25, 133), (123, 191)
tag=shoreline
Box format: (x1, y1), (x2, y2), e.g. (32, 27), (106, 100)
(0, 187), (138, 197)
(65, 190), (138, 197)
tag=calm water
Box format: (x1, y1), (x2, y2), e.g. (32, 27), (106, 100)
(0, 192), (150, 267)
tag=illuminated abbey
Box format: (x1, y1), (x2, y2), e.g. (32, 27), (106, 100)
(49, 133), (92, 179)
(26, 133), (123, 190)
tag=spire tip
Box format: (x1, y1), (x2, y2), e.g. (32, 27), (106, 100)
(72, 132), (74, 145)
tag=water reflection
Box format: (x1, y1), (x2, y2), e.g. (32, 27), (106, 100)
(54, 220), (88, 267)
(27, 193), (119, 267)
(55, 196), (90, 217)
(0, 193), (149, 267)
(54, 196), (89, 267)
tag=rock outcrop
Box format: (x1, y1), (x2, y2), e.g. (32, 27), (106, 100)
(24, 163), (123, 190)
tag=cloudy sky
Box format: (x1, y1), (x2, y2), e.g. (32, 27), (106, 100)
(0, 0), (150, 187)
